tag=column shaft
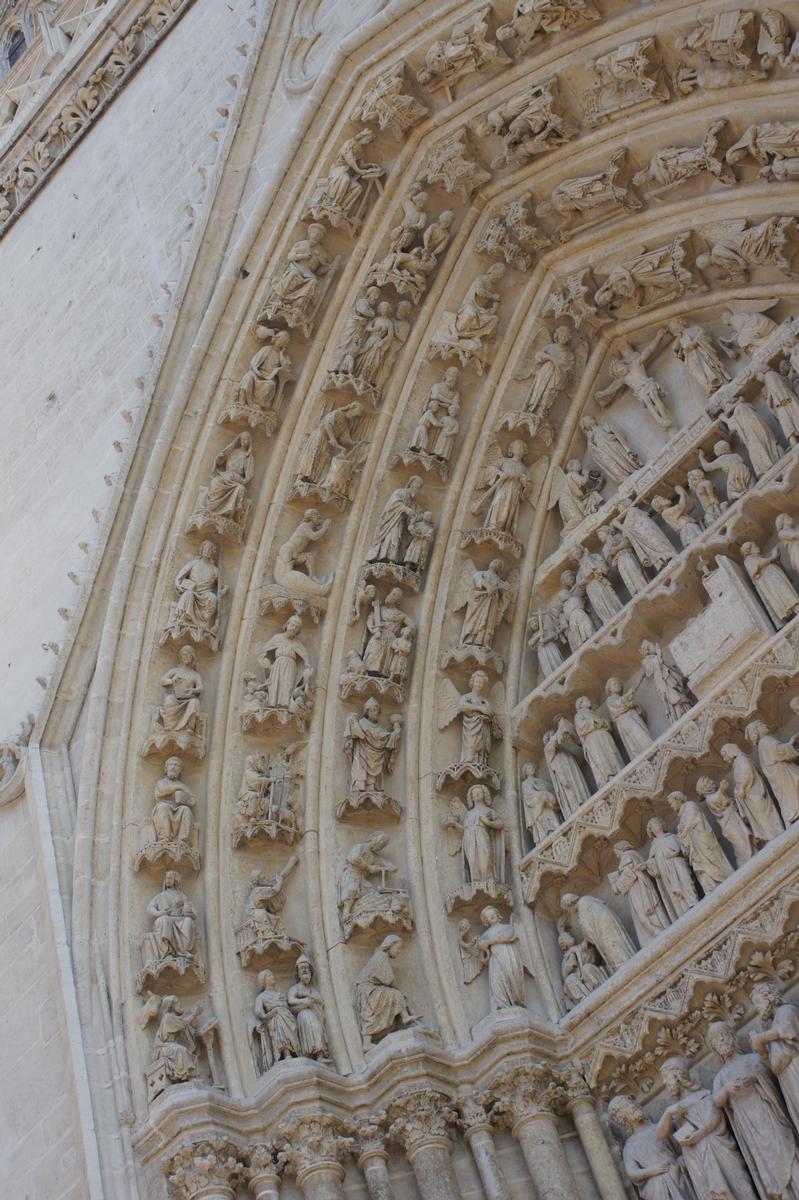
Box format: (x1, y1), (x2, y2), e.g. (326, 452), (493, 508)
(464, 1126), (511, 1200)
(513, 1111), (575, 1200)
(296, 1162), (346, 1200)
(571, 1099), (629, 1200)
(358, 1151), (395, 1200)
(249, 1171), (281, 1200)
(405, 1137), (458, 1200)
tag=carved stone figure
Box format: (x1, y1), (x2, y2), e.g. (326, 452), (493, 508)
(696, 776), (753, 867)
(521, 762), (561, 843)
(617, 503), (676, 575)
(257, 224), (338, 337)
(252, 969), (300, 1073)
(668, 317), (732, 394)
(656, 1056), (757, 1200)
(475, 78), (574, 169)
(560, 891), (637, 973)
(138, 870), (203, 992)
(717, 396), (781, 477)
(544, 717), (590, 817)
(707, 1019), (799, 1200)
(345, 585), (414, 690)
(596, 524), (649, 597)
(687, 468), (724, 524)
(240, 616), (313, 732)
(526, 605), (566, 676)
(608, 1094), (693, 1200)
(416, 7), (508, 97)
(645, 816), (700, 921)
(777, 513), (799, 575)
(477, 192), (551, 272)
(596, 332), (672, 428)
(327, 299), (411, 403)
(650, 488), (704, 548)
(236, 855), (304, 968)
(509, 324), (578, 436)
(720, 741), (784, 846)
(352, 63), (428, 140)
(135, 755), (200, 872)
(140, 994), (218, 1101)
(424, 128), (495, 199)
(220, 329), (293, 434)
(548, 458), (604, 535)
(363, 475), (429, 588)
(466, 438), (532, 555)
(585, 37), (669, 127)
(303, 130), (384, 234)
(605, 678), (653, 760)
(609, 842), (670, 946)
(746, 720), (799, 826)
(232, 749), (302, 848)
(437, 670), (503, 788)
(497, 0), (599, 52)
(594, 233), (696, 315)
(751, 982), (799, 1132)
(341, 700), (403, 818)
(458, 907), (526, 1010)
(696, 216), (799, 284)
(574, 695), (624, 789)
(721, 306), (779, 356)
(640, 641), (694, 722)
(556, 570), (594, 650)
(558, 928), (606, 1009)
(266, 509), (333, 621)
(699, 440), (752, 503)
(161, 541), (227, 652)
(727, 121), (799, 181)
(143, 646), (206, 759)
(444, 784), (508, 907)
(444, 558), (517, 671)
(354, 935), (419, 1049)
(538, 149), (642, 225)
(338, 832), (412, 941)
(577, 547), (623, 624)
(187, 433), (254, 542)
(580, 415), (642, 485)
(741, 540), (799, 627)
(366, 211), (454, 305)
(758, 364), (799, 445)
(666, 791), (732, 893)
(427, 264), (505, 375)
(287, 956), (329, 1062)
(633, 119), (734, 191)
(400, 368), (461, 476)
(290, 403), (367, 506)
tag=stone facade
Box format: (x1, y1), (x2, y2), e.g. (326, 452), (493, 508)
(6, 1), (799, 1197)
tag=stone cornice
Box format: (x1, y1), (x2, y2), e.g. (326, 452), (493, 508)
(0, 0), (196, 239)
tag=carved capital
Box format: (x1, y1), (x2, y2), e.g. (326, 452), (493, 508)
(387, 1089), (457, 1155)
(489, 1065), (565, 1127)
(456, 1090), (494, 1137)
(166, 1139), (247, 1199)
(275, 1115), (355, 1183)
(559, 1064), (595, 1113)
(356, 1116), (390, 1166)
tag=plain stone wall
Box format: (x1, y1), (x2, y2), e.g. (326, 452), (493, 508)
(0, 1), (259, 1194)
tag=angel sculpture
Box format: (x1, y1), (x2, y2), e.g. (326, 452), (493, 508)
(443, 784), (510, 910)
(498, 324), (585, 438)
(594, 331), (673, 429)
(547, 458), (604, 537)
(696, 216), (799, 284)
(437, 670), (503, 789)
(458, 908), (527, 1011)
(464, 437), (543, 557)
(219, 328), (293, 435)
(441, 559), (519, 672)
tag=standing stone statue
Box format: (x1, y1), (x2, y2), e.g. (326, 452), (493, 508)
(686, 467), (723, 524)
(656, 1055), (757, 1200)
(741, 541), (799, 627)
(574, 695), (625, 789)
(365, 476), (424, 573)
(527, 605), (566, 677)
(707, 1019), (799, 1200)
(645, 817), (699, 920)
(667, 791), (732, 894)
(458, 907), (526, 1011)
(557, 570), (595, 651)
(640, 641), (695, 723)
(750, 982), (799, 1132)
(720, 742), (784, 845)
(668, 317), (732, 394)
(520, 762), (561, 843)
(618, 502), (677, 573)
(469, 438), (532, 546)
(444, 784), (506, 891)
(605, 677), (653, 759)
(777, 514), (799, 574)
(717, 396), (781, 478)
(252, 970), (300, 1073)
(543, 717), (590, 817)
(514, 324), (578, 424)
(609, 842), (670, 946)
(758, 363), (799, 445)
(746, 720), (799, 826)
(354, 935), (419, 1050)
(560, 891), (637, 973)
(596, 523), (649, 597)
(608, 1094), (693, 1200)
(579, 415), (642, 484)
(437, 670), (503, 784)
(447, 558), (516, 668)
(696, 776), (753, 866)
(547, 458), (604, 535)
(287, 955), (329, 1062)
(576, 546), (624, 624)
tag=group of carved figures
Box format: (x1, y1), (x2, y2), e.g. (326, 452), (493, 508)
(612, 985), (799, 1200)
(548, 705), (799, 1009)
